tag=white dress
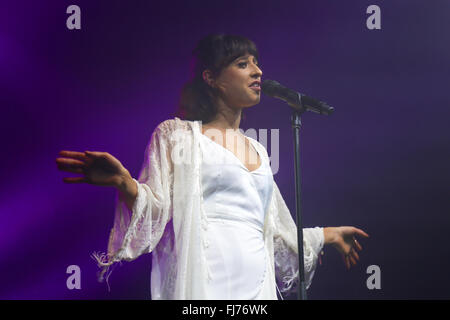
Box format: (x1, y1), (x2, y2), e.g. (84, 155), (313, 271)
(92, 118), (325, 300)
(200, 133), (275, 299)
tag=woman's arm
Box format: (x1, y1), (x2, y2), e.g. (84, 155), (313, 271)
(57, 119), (176, 282)
(116, 168), (138, 211)
(271, 182), (324, 292)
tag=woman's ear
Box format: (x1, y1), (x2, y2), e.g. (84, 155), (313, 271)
(202, 70), (215, 88)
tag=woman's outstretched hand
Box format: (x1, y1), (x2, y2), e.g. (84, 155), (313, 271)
(56, 150), (130, 189)
(323, 226), (369, 269)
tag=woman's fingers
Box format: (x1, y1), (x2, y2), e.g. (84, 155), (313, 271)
(62, 177), (87, 183)
(58, 150), (88, 161)
(349, 251), (358, 265)
(353, 227), (369, 238)
(84, 151), (108, 158)
(56, 154), (87, 178)
(56, 157), (85, 166)
(342, 246), (361, 269)
(343, 255), (350, 269)
(354, 238), (363, 251)
(57, 150), (120, 186)
(342, 251), (358, 269)
(56, 157), (85, 174)
(351, 247), (360, 261)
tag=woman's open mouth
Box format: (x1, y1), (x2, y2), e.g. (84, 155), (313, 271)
(249, 81), (261, 92)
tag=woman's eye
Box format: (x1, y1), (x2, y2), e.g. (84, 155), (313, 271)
(238, 62), (247, 68)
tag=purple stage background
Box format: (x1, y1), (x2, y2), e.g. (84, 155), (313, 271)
(1, 1), (449, 299)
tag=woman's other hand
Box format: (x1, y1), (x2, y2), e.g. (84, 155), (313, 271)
(323, 226), (369, 269)
(56, 150), (131, 189)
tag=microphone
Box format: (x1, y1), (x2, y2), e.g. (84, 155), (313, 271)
(261, 79), (334, 115)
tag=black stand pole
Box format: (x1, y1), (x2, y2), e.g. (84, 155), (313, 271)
(291, 110), (307, 300)
(261, 79), (334, 300)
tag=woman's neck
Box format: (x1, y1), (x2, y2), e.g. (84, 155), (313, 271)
(205, 101), (242, 131)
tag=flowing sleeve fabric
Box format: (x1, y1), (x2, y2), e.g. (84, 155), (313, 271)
(92, 120), (174, 283)
(271, 182), (324, 294)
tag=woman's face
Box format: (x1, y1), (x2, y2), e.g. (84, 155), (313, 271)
(210, 54), (263, 109)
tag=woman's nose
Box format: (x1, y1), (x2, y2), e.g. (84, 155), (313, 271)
(252, 65), (262, 77)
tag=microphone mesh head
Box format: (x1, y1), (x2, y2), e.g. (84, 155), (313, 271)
(261, 79), (281, 96)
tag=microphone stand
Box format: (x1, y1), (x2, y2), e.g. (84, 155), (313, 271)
(289, 95), (333, 300)
(291, 109), (308, 300)
(261, 79), (333, 300)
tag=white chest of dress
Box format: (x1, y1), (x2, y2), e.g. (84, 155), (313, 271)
(200, 134), (274, 299)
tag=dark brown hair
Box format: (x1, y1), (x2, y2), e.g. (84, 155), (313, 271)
(175, 34), (259, 123)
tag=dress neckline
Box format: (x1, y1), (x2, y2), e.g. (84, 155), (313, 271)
(200, 133), (263, 173)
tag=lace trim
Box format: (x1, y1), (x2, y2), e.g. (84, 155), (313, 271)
(91, 251), (121, 292)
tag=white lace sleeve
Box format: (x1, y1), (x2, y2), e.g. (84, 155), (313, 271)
(92, 120), (174, 284)
(272, 182), (324, 294)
